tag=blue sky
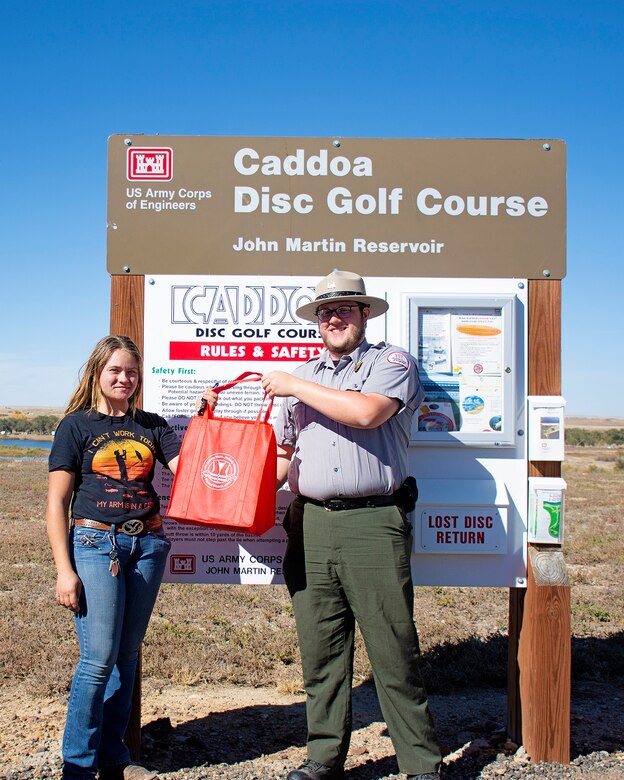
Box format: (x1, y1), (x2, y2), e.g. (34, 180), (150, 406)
(0, 0), (622, 416)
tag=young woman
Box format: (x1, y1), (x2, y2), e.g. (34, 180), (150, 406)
(47, 335), (216, 780)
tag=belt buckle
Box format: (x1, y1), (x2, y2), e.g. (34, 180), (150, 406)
(120, 519), (145, 536)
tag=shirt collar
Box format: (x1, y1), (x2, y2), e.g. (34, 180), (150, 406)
(315, 339), (371, 373)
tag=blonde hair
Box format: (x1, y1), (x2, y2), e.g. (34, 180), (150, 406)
(65, 336), (143, 416)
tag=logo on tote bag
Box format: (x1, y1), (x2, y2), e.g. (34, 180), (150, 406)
(201, 453), (239, 490)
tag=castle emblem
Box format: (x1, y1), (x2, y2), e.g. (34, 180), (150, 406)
(127, 147), (173, 181)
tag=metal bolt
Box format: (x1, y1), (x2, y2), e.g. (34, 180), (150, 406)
(123, 266), (131, 273)
(505, 367), (511, 374)
(148, 278), (155, 285)
(518, 429), (525, 436)
(543, 143), (551, 151)
(332, 139), (341, 148)
(516, 577), (526, 586)
(124, 138), (132, 146)
(518, 282), (525, 289)
(543, 269), (551, 278)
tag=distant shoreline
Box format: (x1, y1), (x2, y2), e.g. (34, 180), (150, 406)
(0, 433), (53, 442)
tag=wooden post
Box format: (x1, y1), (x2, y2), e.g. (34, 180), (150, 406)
(507, 279), (571, 763)
(110, 274), (145, 761)
(507, 585), (524, 742)
(110, 275), (145, 350)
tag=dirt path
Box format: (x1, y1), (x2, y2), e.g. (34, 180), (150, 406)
(2, 680), (623, 779)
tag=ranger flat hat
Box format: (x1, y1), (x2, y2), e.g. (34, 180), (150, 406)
(296, 269), (389, 322)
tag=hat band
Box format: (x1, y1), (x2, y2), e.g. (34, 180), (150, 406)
(316, 290), (365, 301)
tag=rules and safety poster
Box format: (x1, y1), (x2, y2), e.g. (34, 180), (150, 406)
(143, 274), (386, 584)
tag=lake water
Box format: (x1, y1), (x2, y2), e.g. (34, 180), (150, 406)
(0, 438), (52, 451)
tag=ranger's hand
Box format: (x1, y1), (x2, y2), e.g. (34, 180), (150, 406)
(262, 371), (300, 399)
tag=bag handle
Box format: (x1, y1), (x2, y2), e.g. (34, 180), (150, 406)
(254, 391), (274, 424)
(197, 372), (273, 422)
(213, 371), (264, 395)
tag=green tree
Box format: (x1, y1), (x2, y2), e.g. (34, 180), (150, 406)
(606, 429), (624, 446)
(30, 415), (59, 435)
(566, 428), (603, 446)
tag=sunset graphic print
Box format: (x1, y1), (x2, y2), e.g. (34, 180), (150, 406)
(92, 438), (154, 481)
(90, 436), (157, 513)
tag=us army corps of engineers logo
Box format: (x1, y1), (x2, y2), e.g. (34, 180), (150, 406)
(127, 147), (173, 181)
(201, 453), (239, 490)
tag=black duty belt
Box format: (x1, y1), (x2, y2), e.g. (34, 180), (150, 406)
(298, 494), (399, 512)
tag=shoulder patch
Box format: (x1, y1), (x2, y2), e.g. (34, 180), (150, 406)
(387, 351), (410, 370)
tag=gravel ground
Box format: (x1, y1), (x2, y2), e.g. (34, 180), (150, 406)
(2, 679), (623, 780)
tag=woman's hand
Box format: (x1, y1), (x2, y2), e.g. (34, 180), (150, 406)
(195, 388), (218, 414)
(56, 570), (82, 613)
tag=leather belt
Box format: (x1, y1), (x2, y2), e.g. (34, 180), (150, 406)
(74, 515), (162, 536)
(298, 494), (399, 512)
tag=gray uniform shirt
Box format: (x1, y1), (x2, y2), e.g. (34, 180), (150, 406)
(274, 339), (423, 500)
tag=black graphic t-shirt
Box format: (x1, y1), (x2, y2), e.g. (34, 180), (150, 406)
(49, 409), (181, 523)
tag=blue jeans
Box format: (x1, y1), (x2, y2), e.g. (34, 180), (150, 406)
(62, 525), (171, 780)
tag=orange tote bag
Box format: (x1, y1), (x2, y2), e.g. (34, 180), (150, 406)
(167, 372), (277, 536)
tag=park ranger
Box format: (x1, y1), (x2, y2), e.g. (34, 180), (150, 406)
(262, 269), (442, 780)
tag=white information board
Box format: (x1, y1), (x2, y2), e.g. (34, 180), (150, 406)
(144, 275), (528, 587)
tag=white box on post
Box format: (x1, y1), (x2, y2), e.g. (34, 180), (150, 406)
(528, 476), (567, 544)
(528, 396), (566, 461)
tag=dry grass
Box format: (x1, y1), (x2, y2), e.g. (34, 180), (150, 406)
(0, 445), (49, 457)
(1, 450), (622, 698)
(564, 444), (624, 474)
(0, 405), (64, 418)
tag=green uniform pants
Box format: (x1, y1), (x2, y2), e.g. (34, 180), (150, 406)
(283, 499), (441, 776)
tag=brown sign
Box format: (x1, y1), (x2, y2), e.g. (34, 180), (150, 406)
(107, 135), (566, 279)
